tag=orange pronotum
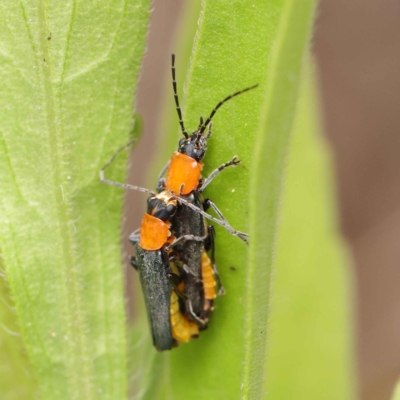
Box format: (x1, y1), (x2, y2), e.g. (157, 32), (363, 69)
(165, 152), (202, 195)
(139, 213), (169, 251)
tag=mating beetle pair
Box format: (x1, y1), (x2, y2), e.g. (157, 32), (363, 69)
(100, 55), (257, 351)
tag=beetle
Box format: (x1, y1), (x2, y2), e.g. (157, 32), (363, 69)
(100, 142), (245, 241)
(154, 55), (257, 322)
(128, 191), (208, 350)
(99, 55), (256, 348)
(100, 144), (247, 350)
(159, 56), (257, 240)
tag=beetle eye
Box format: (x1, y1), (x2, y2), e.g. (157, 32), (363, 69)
(154, 203), (176, 222)
(146, 197), (158, 214)
(166, 203), (176, 217)
(148, 197), (157, 206)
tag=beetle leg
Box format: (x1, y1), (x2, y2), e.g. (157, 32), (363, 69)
(157, 160), (170, 182)
(170, 256), (201, 282)
(128, 228), (140, 245)
(203, 198), (249, 243)
(167, 272), (207, 328)
(128, 229), (141, 271)
(156, 160), (170, 192)
(156, 177), (166, 193)
(198, 156), (240, 193)
(207, 225), (225, 296)
(165, 232), (208, 252)
(167, 274), (186, 299)
(186, 300), (207, 328)
(129, 256), (138, 271)
(182, 263), (199, 279)
(174, 196), (249, 243)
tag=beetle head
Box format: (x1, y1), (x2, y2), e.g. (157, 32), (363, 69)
(147, 193), (177, 222)
(178, 131), (208, 162)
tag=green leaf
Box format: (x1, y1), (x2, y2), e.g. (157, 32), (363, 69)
(0, 1), (150, 398)
(0, 268), (37, 399)
(244, 2), (318, 397)
(131, 1), (324, 399)
(171, 0), (317, 397)
(265, 60), (356, 400)
(392, 381), (400, 400)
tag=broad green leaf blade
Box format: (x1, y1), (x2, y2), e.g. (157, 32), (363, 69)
(127, 321), (163, 400)
(245, 1), (317, 398)
(0, 1), (150, 398)
(0, 269), (36, 399)
(265, 61), (356, 399)
(146, 1), (316, 399)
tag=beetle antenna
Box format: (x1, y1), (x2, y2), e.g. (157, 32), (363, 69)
(171, 54), (188, 139)
(199, 84), (259, 134)
(195, 116), (204, 144)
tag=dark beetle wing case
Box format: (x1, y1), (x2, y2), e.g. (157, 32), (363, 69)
(135, 244), (174, 351)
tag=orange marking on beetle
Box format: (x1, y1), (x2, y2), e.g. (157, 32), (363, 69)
(139, 214), (169, 251)
(170, 291), (199, 343)
(201, 251), (216, 300)
(165, 152), (202, 195)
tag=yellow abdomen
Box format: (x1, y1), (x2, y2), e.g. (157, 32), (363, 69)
(201, 251), (216, 300)
(170, 291), (199, 343)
